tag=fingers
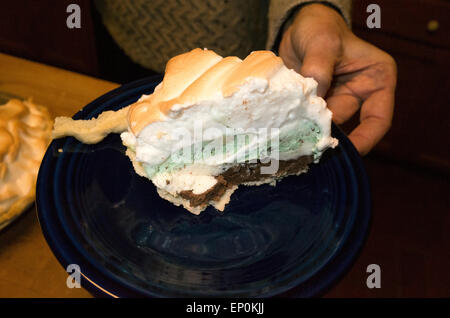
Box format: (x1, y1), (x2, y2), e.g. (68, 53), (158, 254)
(278, 26), (302, 72)
(326, 94), (360, 124)
(299, 42), (338, 97)
(348, 89), (395, 155)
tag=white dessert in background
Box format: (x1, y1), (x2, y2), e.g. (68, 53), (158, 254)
(52, 48), (338, 214)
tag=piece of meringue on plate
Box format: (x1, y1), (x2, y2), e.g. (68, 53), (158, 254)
(52, 48), (338, 214)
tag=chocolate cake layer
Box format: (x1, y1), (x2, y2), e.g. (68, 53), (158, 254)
(179, 155), (313, 207)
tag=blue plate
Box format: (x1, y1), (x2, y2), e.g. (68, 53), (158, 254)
(36, 76), (371, 298)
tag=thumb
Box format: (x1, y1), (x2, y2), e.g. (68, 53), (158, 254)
(299, 45), (337, 97)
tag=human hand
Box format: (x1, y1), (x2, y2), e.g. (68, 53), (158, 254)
(278, 3), (397, 155)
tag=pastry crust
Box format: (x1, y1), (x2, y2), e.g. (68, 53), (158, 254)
(0, 99), (52, 228)
(52, 105), (130, 144)
(156, 185), (238, 215)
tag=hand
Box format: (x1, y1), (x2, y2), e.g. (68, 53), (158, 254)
(278, 4), (397, 155)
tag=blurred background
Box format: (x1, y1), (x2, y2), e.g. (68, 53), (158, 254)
(0, 0), (448, 297)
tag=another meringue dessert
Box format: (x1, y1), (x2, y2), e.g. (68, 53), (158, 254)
(52, 48), (338, 214)
(0, 99), (52, 228)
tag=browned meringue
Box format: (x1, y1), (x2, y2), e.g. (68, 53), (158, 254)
(0, 99), (52, 228)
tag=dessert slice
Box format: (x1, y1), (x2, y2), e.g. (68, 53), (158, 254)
(121, 48), (338, 213)
(52, 48), (338, 214)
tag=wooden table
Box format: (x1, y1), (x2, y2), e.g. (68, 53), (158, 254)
(0, 53), (118, 297)
(1, 53), (449, 298)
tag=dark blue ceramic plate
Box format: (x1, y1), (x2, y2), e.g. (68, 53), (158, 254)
(36, 76), (371, 298)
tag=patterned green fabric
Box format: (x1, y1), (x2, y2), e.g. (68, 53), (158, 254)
(95, 0), (351, 73)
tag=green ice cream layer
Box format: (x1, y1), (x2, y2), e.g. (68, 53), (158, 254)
(141, 120), (322, 179)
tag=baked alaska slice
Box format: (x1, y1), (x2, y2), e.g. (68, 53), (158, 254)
(52, 48), (338, 214)
(120, 48), (338, 214)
